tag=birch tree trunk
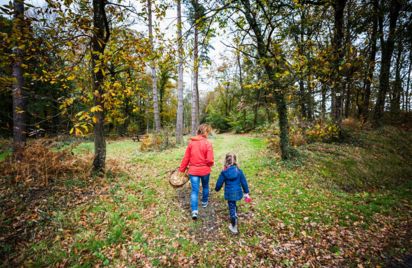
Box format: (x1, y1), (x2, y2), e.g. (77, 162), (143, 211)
(191, 16), (199, 135)
(147, 0), (161, 132)
(175, 0), (184, 144)
(12, 0), (26, 159)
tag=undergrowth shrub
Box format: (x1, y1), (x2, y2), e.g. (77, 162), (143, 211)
(140, 130), (175, 152)
(267, 120), (341, 153)
(0, 141), (90, 187)
(305, 121), (340, 142)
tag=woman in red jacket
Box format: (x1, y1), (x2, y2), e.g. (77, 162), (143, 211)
(179, 124), (214, 220)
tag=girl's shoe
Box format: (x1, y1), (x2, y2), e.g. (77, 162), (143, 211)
(228, 223), (238, 234)
(202, 201), (208, 208)
(192, 211), (198, 220)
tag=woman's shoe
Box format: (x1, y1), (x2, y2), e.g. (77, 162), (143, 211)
(192, 210), (198, 220)
(202, 201), (208, 208)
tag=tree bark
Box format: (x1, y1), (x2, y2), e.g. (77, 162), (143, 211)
(91, 0), (109, 173)
(373, 0), (401, 123)
(12, 0), (26, 159)
(175, 0), (184, 144)
(147, 0), (161, 132)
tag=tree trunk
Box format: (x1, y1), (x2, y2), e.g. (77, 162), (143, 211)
(299, 80), (307, 119)
(12, 0), (26, 159)
(175, 0), (184, 144)
(321, 84), (327, 121)
(253, 88), (261, 128)
(344, 76), (352, 118)
(332, 0), (347, 123)
(191, 10), (199, 135)
(359, 0), (378, 121)
(405, 50), (412, 112)
(390, 39), (403, 115)
(306, 77), (313, 121)
(373, 0), (401, 123)
(91, 0), (109, 173)
(237, 51), (246, 126)
(147, 0), (161, 132)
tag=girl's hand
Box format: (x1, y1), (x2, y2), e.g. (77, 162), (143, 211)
(244, 193), (251, 203)
(244, 193), (250, 198)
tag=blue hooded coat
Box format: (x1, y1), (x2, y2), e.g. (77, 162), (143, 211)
(215, 165), (249, 201)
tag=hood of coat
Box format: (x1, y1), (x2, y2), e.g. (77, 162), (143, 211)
(190, 135), (206, 141)
(222, 165), (239, 180)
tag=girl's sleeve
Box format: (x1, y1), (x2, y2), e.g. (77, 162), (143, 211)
(206, 141), (214, 167)
(178, 143), (191, 172)
(239, 170), (250, 194)
(215, 173), (224, 191)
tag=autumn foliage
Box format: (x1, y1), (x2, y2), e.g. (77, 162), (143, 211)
(0, 142), (89, 187)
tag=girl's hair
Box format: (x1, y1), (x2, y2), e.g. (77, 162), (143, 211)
(197, 124), (212, 137)
(224, 153), (237, 168)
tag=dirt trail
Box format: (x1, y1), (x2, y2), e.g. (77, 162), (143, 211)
(176, 184), (227, 241)
(176, 183), (256, 242)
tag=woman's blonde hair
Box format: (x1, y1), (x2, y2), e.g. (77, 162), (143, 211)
(224, 153), (237, 168)
(197, 124), (212, 137)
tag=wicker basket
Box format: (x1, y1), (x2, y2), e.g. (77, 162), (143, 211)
(169, 169), (189, 188)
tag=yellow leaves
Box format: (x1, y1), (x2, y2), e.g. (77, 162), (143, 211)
(59, 97), (74, 111)
(90, 105), (103, 113)
(67, 74), (76, 81)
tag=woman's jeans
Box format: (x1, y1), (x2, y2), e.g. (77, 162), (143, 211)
(189, 174), (210, 212)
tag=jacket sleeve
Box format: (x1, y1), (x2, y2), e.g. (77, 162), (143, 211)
(239, 169), (250, 194)
(206, 141), (214, 167)
(215, 172), (225, 192)
(178, 143), (191, 172)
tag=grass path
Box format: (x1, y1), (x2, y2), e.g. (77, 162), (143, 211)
(3, 132), (411, 267)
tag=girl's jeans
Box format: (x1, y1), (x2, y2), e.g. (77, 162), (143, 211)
(189, 174), (210, 212)
(228, 201), (238, 225)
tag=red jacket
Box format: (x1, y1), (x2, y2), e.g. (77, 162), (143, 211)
(179, 135), (214, 176)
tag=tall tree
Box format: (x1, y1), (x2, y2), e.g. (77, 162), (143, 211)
(176, 0), (184, 143)
(331, 0), (347, 123)
(190, 0), (200, 135)
(147, 0), (161, 132)
(237, 0), (291, 159)
(373, 0), (402, 123)
(91, 0), (110, 172)
(11, 0), (26, 159)
(358, 0), (378, 121)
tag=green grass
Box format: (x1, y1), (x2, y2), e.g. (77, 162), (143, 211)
(5, 129), (412, 266)
(0, 148), (11, 161)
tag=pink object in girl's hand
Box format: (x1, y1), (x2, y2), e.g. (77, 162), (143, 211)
(245, 196), (252, 203)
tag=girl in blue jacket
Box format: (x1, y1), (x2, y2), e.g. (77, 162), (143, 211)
(215, 153), (250, 234)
